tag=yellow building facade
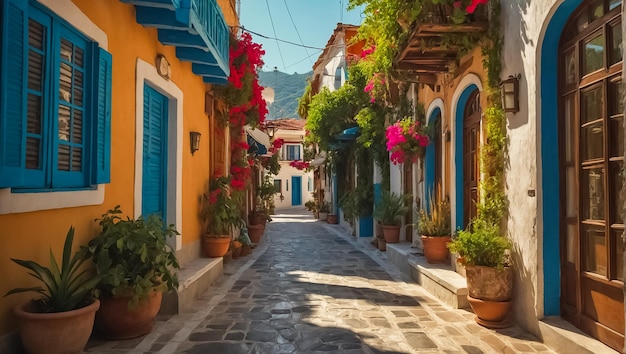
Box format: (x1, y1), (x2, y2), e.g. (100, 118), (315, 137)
(0, 0), (235, 337)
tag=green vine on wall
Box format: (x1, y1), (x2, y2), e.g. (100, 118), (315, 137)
(472, 0), (508, 235)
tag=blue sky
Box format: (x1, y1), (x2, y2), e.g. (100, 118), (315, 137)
(239, 0), (363, 75)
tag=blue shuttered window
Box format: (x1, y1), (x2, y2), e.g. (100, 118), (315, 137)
(0, 0), (112, 190)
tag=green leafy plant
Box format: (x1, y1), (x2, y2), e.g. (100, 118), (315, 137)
(84, 206), (179, 305)
(319, 200), (331, 213)
(448, 219), (511, 268)
(305, 199), (319, 212)
(418, 189), (451, 236)
(373, 191), (409, 226)
(5, 227), (100, 313)
(201, 175), (245, 236)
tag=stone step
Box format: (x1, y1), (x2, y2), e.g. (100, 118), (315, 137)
(160, 257), (223, 315)
(539, 317), (620, 354)
(386, 242), (468, 309)
(407, 253), (469, 309)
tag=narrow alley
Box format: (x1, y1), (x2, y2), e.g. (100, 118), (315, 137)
(86, 208), (554, 354)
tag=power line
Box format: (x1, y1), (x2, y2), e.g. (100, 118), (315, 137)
(283, 0), (313, 67)
(237, 26), (326, 50)
(264, 0), (286, 70)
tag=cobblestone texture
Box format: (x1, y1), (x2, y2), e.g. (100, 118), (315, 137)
(85, 208), (555, 354)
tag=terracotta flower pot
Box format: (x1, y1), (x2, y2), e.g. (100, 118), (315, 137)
(95, 289), (162, 339)
(378, 238), (387, 251)
(232, 245), (242, 259)
(382, 225), (400, 243)
(465, 265), (513, 329)
(202, 235), (231, 257)
(248, 224), (265, 243)
(421, 235), (452, 263)
(467, 295), (513, 328)
(327, 214), (338, 224)
(14, 298), (99, 354)
(241, 245), (251, 256)
(249, 213), (267, 226)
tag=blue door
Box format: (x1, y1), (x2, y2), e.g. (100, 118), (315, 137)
(291, 176), (302, 206)
(142, 84), (168, 221)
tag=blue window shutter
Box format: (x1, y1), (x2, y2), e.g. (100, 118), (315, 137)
(0, 0), (28, 188)
(93, 46), (112, 184)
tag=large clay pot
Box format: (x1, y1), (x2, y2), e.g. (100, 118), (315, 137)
(202, 235), (231, 257)
(327, 214), (338, 224)
(421, 235), (452, 263)
(249, 213), (267, 226)
(247, 224), (265, 243)
(95, 289), (162, 339)
(465, 265), (513, 301)
(318, 212), (329, 221)
(465, 265), (513, 329)
(15, 298), (99, 354)
(382, 225), (400, 243)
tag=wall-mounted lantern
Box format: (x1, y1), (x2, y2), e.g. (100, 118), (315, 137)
(190, 131), (201, 155)
(500, 74), (521, 114)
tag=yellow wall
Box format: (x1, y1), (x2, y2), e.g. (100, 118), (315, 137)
(0, 0), (224, 335)
(417, 47), (487, 200)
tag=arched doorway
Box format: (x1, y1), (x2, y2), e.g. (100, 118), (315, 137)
(558, 0), (623, 350)
(463, 90), (480, 228)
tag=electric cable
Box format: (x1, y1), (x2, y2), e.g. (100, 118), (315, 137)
(264, 0), (286, 70)
(283, 0), (313, 67)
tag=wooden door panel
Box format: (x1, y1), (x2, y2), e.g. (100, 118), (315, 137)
(582, 277), (625, 333)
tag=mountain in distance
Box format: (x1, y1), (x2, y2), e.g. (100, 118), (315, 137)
(258, 70), (311, 120)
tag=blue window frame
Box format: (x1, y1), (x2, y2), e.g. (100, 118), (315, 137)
(286, 144), (300, 161)
(0, 0), (112, 190)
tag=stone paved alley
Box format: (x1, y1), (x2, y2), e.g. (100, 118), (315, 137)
(86, 208), (555, 354)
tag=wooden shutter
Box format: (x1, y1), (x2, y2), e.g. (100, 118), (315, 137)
(92, 46), (112, 184)
(0, 0), (28, 188)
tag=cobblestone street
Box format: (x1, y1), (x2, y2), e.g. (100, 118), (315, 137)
(87, 208), (555, 354)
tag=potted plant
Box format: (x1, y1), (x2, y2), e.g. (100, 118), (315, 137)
(448, 219), (512, 328)
(418, 191), (452, 263)
(373, 191), (409, 243)
(201, 175), (244, 257)
(250, 176), (275, 225)
(84, 206), (179, 339)
(318, 201), (330, 221)
(5, 226), (100, 354)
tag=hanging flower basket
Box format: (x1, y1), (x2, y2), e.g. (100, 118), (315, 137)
(385, 117), (429, 165)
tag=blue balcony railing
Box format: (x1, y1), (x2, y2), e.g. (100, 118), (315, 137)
(121, 0), (230, 84)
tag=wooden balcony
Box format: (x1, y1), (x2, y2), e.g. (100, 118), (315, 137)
(395, 3), (488, 79)
(121, 0), (230, 84)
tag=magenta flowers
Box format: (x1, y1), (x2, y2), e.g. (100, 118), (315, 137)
(385, 118), (429, 165)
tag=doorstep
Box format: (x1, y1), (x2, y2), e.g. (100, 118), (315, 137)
(160, 257), (223, 315)
(539, 316), (620, 354)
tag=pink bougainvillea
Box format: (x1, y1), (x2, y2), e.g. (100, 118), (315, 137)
(289, 160), (310, 170)
(466, 0), (489, 14)
(385, 118), (430, 165)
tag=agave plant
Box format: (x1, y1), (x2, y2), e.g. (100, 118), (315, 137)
(5, 226), (100, 313)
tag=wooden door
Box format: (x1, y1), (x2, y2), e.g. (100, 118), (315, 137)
(559, 1), (623, 351)
(463, 90), (481, 229)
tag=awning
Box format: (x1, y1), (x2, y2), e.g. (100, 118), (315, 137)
(336, 126), (360, 141)
(245, 126), (270, 155)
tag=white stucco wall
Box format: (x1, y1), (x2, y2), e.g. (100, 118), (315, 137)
(501, 0), (567, 335)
